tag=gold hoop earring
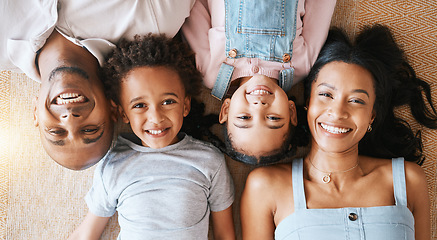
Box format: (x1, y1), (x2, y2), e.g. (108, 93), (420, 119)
(367, 125), (372, 132)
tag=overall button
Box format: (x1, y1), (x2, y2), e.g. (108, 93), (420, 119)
(252, 66), (259, 73)
(228, 49), (238, 58)
(282, 53), (291, 63)
(348, 213), (358, 221)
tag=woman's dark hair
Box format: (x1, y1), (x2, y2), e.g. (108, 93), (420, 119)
(102, 33), (202, 104)
(301, 24), (437, 164)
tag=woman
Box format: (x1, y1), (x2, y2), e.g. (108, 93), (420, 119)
(240, 25), (434, 240)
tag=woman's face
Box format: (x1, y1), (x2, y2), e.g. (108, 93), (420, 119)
(307, 61), (376, 154)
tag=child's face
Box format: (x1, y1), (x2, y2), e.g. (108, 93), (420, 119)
(118, 66), (190, 148)
(219, 75), (297, 157)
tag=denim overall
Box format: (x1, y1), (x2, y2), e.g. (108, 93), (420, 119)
(212, 0), (299, 100)
(275, 158), (415, 240)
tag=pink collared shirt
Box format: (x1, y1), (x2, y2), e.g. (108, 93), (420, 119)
(182, 0), (337, 90)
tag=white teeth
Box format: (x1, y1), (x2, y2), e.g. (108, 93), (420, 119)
(321, 123), (350, 134)
(148, 129), (164, 135)
(249, 89), (271, 95)
(56, 93), (86, 105)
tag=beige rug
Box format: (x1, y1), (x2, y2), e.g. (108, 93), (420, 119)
(0, 0), (436, 239)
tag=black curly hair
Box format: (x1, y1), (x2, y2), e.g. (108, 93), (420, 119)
(301, 24), (437, 164)
(102, 33), (202, 105)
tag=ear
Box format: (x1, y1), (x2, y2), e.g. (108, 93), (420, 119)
(219, 98), (231, 124)
(289, 100), (298, 126)
(183, 96), (191, 117)
(32, 97), (39, 127)
(305, 98), (310, 110)
(110, 100), (118, 122)
(370, 110), (376, 125)
(116, 103), (129, 124)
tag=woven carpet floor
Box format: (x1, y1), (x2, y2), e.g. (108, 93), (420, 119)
(0, 0), (436, 239)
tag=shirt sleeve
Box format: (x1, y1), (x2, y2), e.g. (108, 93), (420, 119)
(182, 0), (226, 89)
(208, 153), (235, 212)
(291, 0), (337, 83)
(85, 159), (117, 218)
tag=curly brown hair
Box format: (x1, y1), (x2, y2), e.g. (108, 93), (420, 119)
(102, 33), (202, 105)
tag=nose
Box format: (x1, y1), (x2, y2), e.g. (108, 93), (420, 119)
(61, 112), (81, 119)
(147, 107), (165, 124)
(57, 104), (93, 120)
(328, 101), (348, 119)
(59, 111), (83, 127)
(249, 97), (269, 106)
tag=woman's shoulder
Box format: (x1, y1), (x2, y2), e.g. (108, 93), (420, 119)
(361, 156), (427, 187)
(245, 163), (293, 194)
(360, 156), (423, 173)
(360, 156), (393, 174)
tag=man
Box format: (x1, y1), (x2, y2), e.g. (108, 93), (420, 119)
(1, 0), (195, 170)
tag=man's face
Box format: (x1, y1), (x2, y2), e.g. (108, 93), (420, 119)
(34, 67), (114, 170)
(219, 75), (297, 157)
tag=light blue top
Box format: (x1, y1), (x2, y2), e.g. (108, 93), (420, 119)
(275, 157), (415, 240)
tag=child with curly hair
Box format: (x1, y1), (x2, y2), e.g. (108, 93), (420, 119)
(68, 34), (235, 240)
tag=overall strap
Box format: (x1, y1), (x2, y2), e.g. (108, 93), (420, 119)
(292, 158), (307, 210)
(392, 157), (408, 206)
(278, 67), (294, 93)
(212, 63), (235, 100)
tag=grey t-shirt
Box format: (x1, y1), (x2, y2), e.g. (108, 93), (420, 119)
(85, 133), (234, 240)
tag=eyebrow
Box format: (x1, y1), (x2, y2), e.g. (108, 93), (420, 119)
(45, 129), (105, 146)
(129, 92), (179, 104)
(48, 66), (89, 82)
(352, 89), (370, 97)
(317, 83), (369, 97)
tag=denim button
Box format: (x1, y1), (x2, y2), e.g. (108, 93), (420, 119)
(252, 66), (259, 73)
(282, 53), (291, 63)
(228, 49), (238, 58)
(348, 213), (358, 221)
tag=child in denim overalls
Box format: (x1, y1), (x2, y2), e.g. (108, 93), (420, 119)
(183, 0), (336, 164)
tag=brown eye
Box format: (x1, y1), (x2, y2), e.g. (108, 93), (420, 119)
(48, 129), (66, 135)
(133, 103), (146, 108)
(82, 128), (98, 134)
(237, 115), (251, 120)
(163, 99), (177, 105)
(267, 116), (281, 121)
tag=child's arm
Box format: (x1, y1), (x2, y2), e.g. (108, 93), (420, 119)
(181, 0), (225, 89)
(68, 211), (110, 240)
(292, 0), (337, 82)
(405, 161), (431, 240)
(211, 205), (235, 240)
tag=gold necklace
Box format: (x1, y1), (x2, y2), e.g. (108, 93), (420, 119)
(308, 158), (359, 184)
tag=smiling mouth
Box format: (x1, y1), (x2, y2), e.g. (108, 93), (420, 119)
(54, 93), (88, 105)
(248, 89), (272, 95)
(320, 123), (351, 134)
(146, 128), (169, 135)
(246, 85), (273, 96)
